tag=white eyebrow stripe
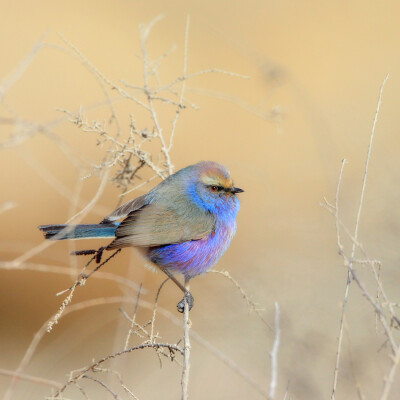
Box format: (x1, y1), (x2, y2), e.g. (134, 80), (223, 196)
(201, 176), (220, 186)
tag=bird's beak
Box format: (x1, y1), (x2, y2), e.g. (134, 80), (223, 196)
(230, 187), (244, 194)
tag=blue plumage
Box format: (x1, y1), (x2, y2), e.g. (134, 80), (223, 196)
(39, 223), (118, 240)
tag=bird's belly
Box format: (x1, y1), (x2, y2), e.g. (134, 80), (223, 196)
(147, 223), (235, 279)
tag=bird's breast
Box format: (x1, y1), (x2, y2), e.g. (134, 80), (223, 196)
(147, 218), (236, 279)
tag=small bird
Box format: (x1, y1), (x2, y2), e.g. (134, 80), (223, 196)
(39, 161), (243, 311)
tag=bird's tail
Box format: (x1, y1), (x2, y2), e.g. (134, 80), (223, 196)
(38, 223), (118, 240)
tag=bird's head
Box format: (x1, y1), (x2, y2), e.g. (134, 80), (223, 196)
(190, 161), (244, 215)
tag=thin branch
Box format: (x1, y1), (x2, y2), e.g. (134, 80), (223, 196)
(379, 347), (400, 400)
(47, 248), (121, 332)
(168, 15), (189, 153)
(353, 74), (389, 249)
(92, 367), (140, 400)
(0, 201), (16, 216)
(135, 294), (269, 397)
(0, 35), (45, 99)
(212, 269), (272, 330)
(3, 296), (140, 400)
(124, 284), (143, 350)
(330, 75), (390, 399)
(0, 369), (62, 389)
(155, 68), (249, 94)
(8, 167), (110, 268)
(181, 278), (191, 400)
(268, 302), (280, 400)
(344, 318), (366, 400)
(52, 343), (184, 398)
(331, 159), (351, 400)
(0, 261), (143, 293)
(81, 375), (122, 400)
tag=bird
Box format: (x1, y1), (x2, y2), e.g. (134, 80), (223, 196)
(38, 161), (243, 312)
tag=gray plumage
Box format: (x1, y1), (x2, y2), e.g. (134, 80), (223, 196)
(103, 164), (215, 250)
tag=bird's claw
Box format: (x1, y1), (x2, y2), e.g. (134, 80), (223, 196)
(177, 291), (194, 313)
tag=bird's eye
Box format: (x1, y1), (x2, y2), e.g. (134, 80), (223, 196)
(210, 185), (218, 192)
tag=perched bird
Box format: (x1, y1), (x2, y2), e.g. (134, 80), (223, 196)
(39, 161), (243, 311)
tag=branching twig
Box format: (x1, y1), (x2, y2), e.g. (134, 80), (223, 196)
(47, 248), (121, 332)
(328, 75), (391, 399)
(0, 15), (264, 400)
(52, 343), (184, 398)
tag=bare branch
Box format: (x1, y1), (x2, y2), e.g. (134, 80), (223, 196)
(268, 302), (280, 400)
(212, 269), (272, 330)
(181, 278), (191, 400)
(0, 369), (62, 389)
(0, 35), (45, 99)
(124, 284), (143, 350)
(52, 343), (184, 398)
(328, 75), (391, 399)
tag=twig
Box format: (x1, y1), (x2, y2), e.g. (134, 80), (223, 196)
(330, 75), (389, 399)
(168, 15), (190, 154)
(212, 269), (272, 330)
(379, 347), (400, 400)
(331, 159), (350, 400)
(8, 166), (110, 268)
(52, 343), (184, 398)
(92, 367), (140, 400)
(155, 68), (249, 93)
(0, 261), (144, 293)
(132, 293), (269, 397)
(139, 16), (173, 176)
(0, 35), (45, 99)
(81, 375), (122, 400)
(3, 296), (139, 400)
(0, 369), (62, 389)
(181, 278), (191, 400)
(268, 302), (280, 400)
(47, 248), (121, 332)
(3, 272), (266, 399)
(0, 201), (16, 215)
(344, 318), (366, 400)
(149, 278), (169, 343)
(124, 284), (143, 350)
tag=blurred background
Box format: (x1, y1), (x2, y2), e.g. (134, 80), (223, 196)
(1, 1), (400, 399)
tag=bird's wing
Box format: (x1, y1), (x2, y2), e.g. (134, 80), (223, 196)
(101, 194), (149, 223)
(107, 202), (214, 249)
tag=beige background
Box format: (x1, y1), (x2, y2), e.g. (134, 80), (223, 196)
(1, 1), (400, 399)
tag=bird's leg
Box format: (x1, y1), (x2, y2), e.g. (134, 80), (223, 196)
(177, 277), (192, 314)
(158, 268), (193, 312)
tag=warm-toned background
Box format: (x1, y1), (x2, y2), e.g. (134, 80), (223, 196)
(1, 1), (400, 399)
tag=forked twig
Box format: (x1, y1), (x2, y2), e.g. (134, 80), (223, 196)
(329, 75), (390, 399)
(51, 343), (184, 399)
(47, 248), (121, 332)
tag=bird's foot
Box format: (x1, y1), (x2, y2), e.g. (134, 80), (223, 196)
(177, 291), (194, 313)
